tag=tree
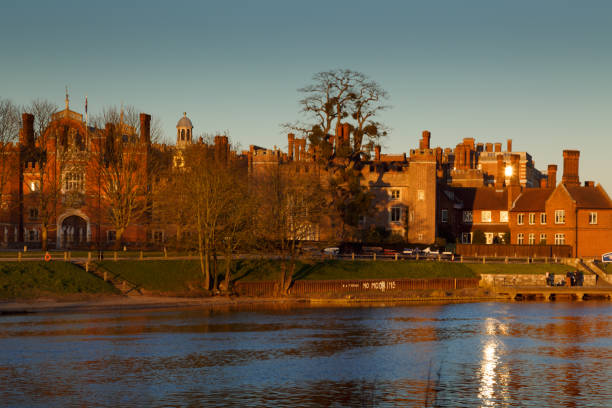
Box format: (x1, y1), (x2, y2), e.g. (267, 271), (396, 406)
(285, 69), (389, 162)
(0, 99), (20, 214)
(254, 162), (325, 295)
(23, 99), (61, 251)
(90, 108), (153, 250)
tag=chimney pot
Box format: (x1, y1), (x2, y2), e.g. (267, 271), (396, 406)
(507, 139), (512, 152)
(547, 164), (557, 189)
(494, 143), (502, 153)
(562, 150), (580, 186)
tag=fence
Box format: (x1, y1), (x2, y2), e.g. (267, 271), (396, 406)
(233, 277), (480, 297)
(455, 244), (572, 258)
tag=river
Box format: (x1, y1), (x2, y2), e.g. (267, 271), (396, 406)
(0, 301), (610, 407)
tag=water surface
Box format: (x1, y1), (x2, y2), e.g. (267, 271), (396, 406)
(1, 301), (610, 407)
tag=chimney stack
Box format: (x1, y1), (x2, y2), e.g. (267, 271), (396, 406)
(510, 154), (520, 186)
(139, 113), (151, 144)
(495, 154), (505, 189)
(485, 143), (493, 153)
(546, 164), (557, 189)
(420, 130), (431, 149)
(374, 145), (381, 161)
(507, 139), (512, 152)
(343, 123), (350, 146)
(20, 113), (35, 147)
(562, 150), (580, 186)
(494, 142), (502, 153)
(287, 133), (295, 160)
(585, 181), (595, 188)
(540, 179), (547, 188)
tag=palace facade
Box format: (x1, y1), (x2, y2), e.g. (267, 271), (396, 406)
(1, 99), (610, 257)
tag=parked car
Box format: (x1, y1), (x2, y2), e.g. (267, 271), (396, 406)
(323, 247), (340, 256)
(422, 247), (440, 257)
(402, 248), (416, 255)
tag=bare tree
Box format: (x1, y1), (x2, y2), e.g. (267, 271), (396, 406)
(0, 98), (20, 212)
(254, 162), (325, 295)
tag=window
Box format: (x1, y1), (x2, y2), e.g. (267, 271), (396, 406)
(500, 211), (508, 223)
(107, 230), (116, 242)
(485, 232), (494, 245)
(64, 172), (84, 192)
(555, 210), (565, 224)
(441, 209), (448, 223)
(517, 213), (524, 225)
(461, 232), (472, 244)
(554, 233), (565, 245)
(463, 211), (473, 223)
(418, 233), (423, 240)
(528, 233), (535, 245)
(390, 207), (401, 223)
(153, 231), (164, 244)
(417, 190), (425, 201)
(589, 212), (598, 225)
(27, 229), (38, 242)
(517, 233), (524, 245)
(529, 213), (536, 225)
(540, 233), (547, 244)
(29, 208), (38, 220)
(30, 181), (40, 191)
(390, 189), (400, 200)
(540, 213), (547, 224)
(481, 211), (492, 223)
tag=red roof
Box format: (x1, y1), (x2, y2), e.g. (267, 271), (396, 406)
(450, 187), (508, 210)
(512, 188), (553, 211)
(566, 185), (612, 209)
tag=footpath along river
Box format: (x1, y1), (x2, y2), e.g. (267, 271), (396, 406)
(0, 300), (610, 407)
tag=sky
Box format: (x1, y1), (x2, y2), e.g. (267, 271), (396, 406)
(1, 0), (611, 191)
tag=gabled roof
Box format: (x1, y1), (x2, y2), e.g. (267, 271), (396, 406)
(511, 188), (553, 212)
(449, 187), (508, 210)
(565, 185), (612, 209)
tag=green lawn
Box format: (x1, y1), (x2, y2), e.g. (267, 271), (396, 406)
(0, 262), (118, 299)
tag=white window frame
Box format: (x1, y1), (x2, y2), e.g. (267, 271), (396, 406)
(390, 206), (401, 223)
(540, 233), (546, 244)
(555, 210), (565, 224)
(441, 209), (448, 223)
(463, 211), (473, 224)
(417, 190), (425, 201)
(528, 213), (536, 225)
(517, 233), (524, 245)
(528, 233), (535, 245)
(390, 189), (400, 201)
(485, 232), (494, 245)
(481, 211), (492, 223)
(517, 213), (524, 225)
(589, 212), (598, 225)
(500, 211), (508, 223)
(540, 213), (547, 224)
(554, 233), (565, 245)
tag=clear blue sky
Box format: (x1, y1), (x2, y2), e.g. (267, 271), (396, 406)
(1, 0), (611, 191)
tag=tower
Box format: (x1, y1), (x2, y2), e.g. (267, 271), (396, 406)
(176, 112), (193, 149)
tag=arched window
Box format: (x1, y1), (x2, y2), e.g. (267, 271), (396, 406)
(181, 129), (185, 141)
(186, 129), (190, 141)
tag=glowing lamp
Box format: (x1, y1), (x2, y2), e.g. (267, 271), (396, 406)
(504, 166), (513, 177)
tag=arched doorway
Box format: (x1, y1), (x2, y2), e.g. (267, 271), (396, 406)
(60, 215), (88, 248)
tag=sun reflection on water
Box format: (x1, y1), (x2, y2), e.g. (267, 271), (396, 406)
(478, 318), (510, 407)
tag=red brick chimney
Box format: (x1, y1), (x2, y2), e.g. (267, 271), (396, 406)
(562, 150), (580, 186)
(485, 143), (493, 153)
(495, 154), (505, 189)
(507, 139), (512, 152)
(540, 179), (547, 188)
(374, 145), (381, 161)
(546, 164), (557, 189)
(494, 142), (502, 153)
(343, 123), (350, 146)
(20, 113), (35, 147)
(287, 133), (295, 160)
(584, 181), (595, 188)
(420, 131), (431, 149)
(139, 113), (151, 144)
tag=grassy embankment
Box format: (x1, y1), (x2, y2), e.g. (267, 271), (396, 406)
(0, 262), (118, 299)
(95, 259), (575, 294)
